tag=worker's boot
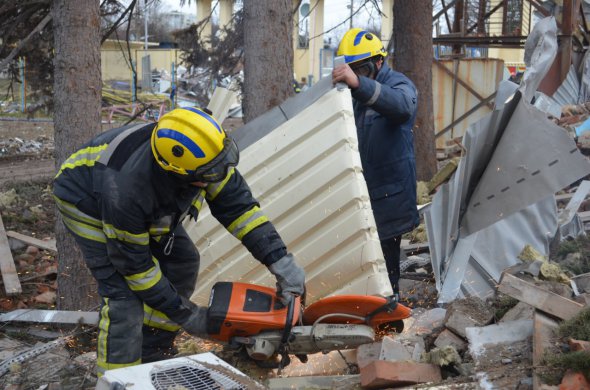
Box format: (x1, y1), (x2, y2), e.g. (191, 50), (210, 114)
(142, 327), (179, 363)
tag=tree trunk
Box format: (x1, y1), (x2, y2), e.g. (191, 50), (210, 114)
(52, 0), (102, 310)
(393, 0), (437, 181)
(242, 0), (294, 123)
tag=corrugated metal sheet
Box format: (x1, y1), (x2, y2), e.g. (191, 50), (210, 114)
(433, 59), (504, 149)
(186, 87), (391, 305)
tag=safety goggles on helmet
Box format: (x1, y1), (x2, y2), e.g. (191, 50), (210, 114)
(187, 136), (239, 183)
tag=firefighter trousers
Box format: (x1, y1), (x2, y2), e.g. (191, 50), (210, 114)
(56, 203), (199, 376)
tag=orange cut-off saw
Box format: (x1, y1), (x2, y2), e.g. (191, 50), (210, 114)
(205, 282), (412, 367)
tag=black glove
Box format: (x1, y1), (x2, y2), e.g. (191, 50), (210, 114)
(268, 253), (305, 305)
(178, 297), (209, 338)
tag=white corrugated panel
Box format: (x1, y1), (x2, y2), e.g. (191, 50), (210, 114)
(185, 87), (391, 305)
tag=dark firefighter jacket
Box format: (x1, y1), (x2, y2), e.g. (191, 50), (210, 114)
(351, 62), (420, 240)
(53, 123), (287, 324)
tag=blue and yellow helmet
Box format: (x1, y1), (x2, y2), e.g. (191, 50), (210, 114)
(337, 28), (387, 65)
(151, 107), (239, 183)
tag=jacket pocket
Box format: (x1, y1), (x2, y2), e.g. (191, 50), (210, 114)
(369, 182), (404, 201)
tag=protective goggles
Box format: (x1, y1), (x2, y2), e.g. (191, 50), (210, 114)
(350, 59), (376, 78)
(187, 136), (240, 183)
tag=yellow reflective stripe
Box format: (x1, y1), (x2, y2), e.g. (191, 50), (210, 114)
(62, 214), (107, 243)
(97, 358), (141, 377)
(55, 144), (108, 178)
(192, 189), (206, 212)
(97, 298), (110, 368)
(148, 227), (170, 235)
(53, 196), (103, 227)
(205, 167), (235, 201)
(227, 206), (269, 240)
(124, 259), (162, 291)
(103, 223), (149, 245)
(143, 304), (181, 332)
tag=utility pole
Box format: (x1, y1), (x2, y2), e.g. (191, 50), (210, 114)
(349, 0), (353, 29)
(143, 0), (148, 50)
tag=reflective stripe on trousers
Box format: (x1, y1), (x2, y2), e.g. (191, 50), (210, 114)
(54, 198), (200, 376)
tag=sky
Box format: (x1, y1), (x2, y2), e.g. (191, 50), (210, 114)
(153, 0), (381, 51)
(156, 0), (378, 36)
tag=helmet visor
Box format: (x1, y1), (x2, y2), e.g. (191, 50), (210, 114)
(190, 136), (239, 183)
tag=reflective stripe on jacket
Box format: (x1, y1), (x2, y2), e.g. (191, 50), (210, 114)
(53, 123), (286, 322)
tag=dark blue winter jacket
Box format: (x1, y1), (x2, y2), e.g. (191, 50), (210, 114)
(351, 62), (420, 240)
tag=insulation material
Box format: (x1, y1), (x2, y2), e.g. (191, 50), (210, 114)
(186, 86), (391, 305)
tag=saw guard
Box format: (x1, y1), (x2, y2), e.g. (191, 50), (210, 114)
(302, 295), (411, 329)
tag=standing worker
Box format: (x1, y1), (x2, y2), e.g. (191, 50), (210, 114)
(53, 107), (305, 376)
(332, 28), (419, 301)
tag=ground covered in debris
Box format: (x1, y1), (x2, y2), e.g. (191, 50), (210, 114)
(2, 117), (590, 389)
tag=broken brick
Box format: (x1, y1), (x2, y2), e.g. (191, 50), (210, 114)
(360, 360), (442, 389)
(559, 370), (590, 390)
(34, 291), (56, 305)
(434, 328), (467, 352)
(568, 339), (590, 352)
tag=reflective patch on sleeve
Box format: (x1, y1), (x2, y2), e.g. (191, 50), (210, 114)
(124, 258), (162, 291)
(191, 189), (207, 212)
(367, 82), (382, 106)
(227, 206), (269, 240)
(55, 144), (109, 178)
(143, 304), (181, 332)
(103, 223), (149, 245)
(205, 167), (235, 201)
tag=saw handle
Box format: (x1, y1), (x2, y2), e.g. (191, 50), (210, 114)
(365, 296), (399, 325)
(277, 294), (296, 370)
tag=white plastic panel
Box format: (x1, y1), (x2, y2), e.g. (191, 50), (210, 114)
(185, 87), (391, 305)
(96, 352), (260, 390)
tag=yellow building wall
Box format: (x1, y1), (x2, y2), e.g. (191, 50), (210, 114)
(102, 48), (181, 82)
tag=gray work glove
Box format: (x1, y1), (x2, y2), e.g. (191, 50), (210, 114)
(268, 253), (305, 306)
(178, 297), (209, 338)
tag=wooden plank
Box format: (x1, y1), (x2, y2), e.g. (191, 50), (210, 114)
(401, 242), (430, 255)
(0, 213), (21, 295)
(578, 210), (590, 222)
(0, 309), (98, 325)
(6, 230), (56, 252)
(498, 272), (583, 321)
(533, 311), (559, 390)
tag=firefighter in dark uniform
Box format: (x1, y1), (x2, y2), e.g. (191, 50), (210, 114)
(53, 107), (305, 376)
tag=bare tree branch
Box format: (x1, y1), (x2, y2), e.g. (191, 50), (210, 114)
(0, 12), (52, 70)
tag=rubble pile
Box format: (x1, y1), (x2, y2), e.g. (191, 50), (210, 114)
(0, 136), (54, 159)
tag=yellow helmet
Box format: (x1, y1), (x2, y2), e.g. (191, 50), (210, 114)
(337, 28), (387, 65)
(151, 107), (239, 182)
